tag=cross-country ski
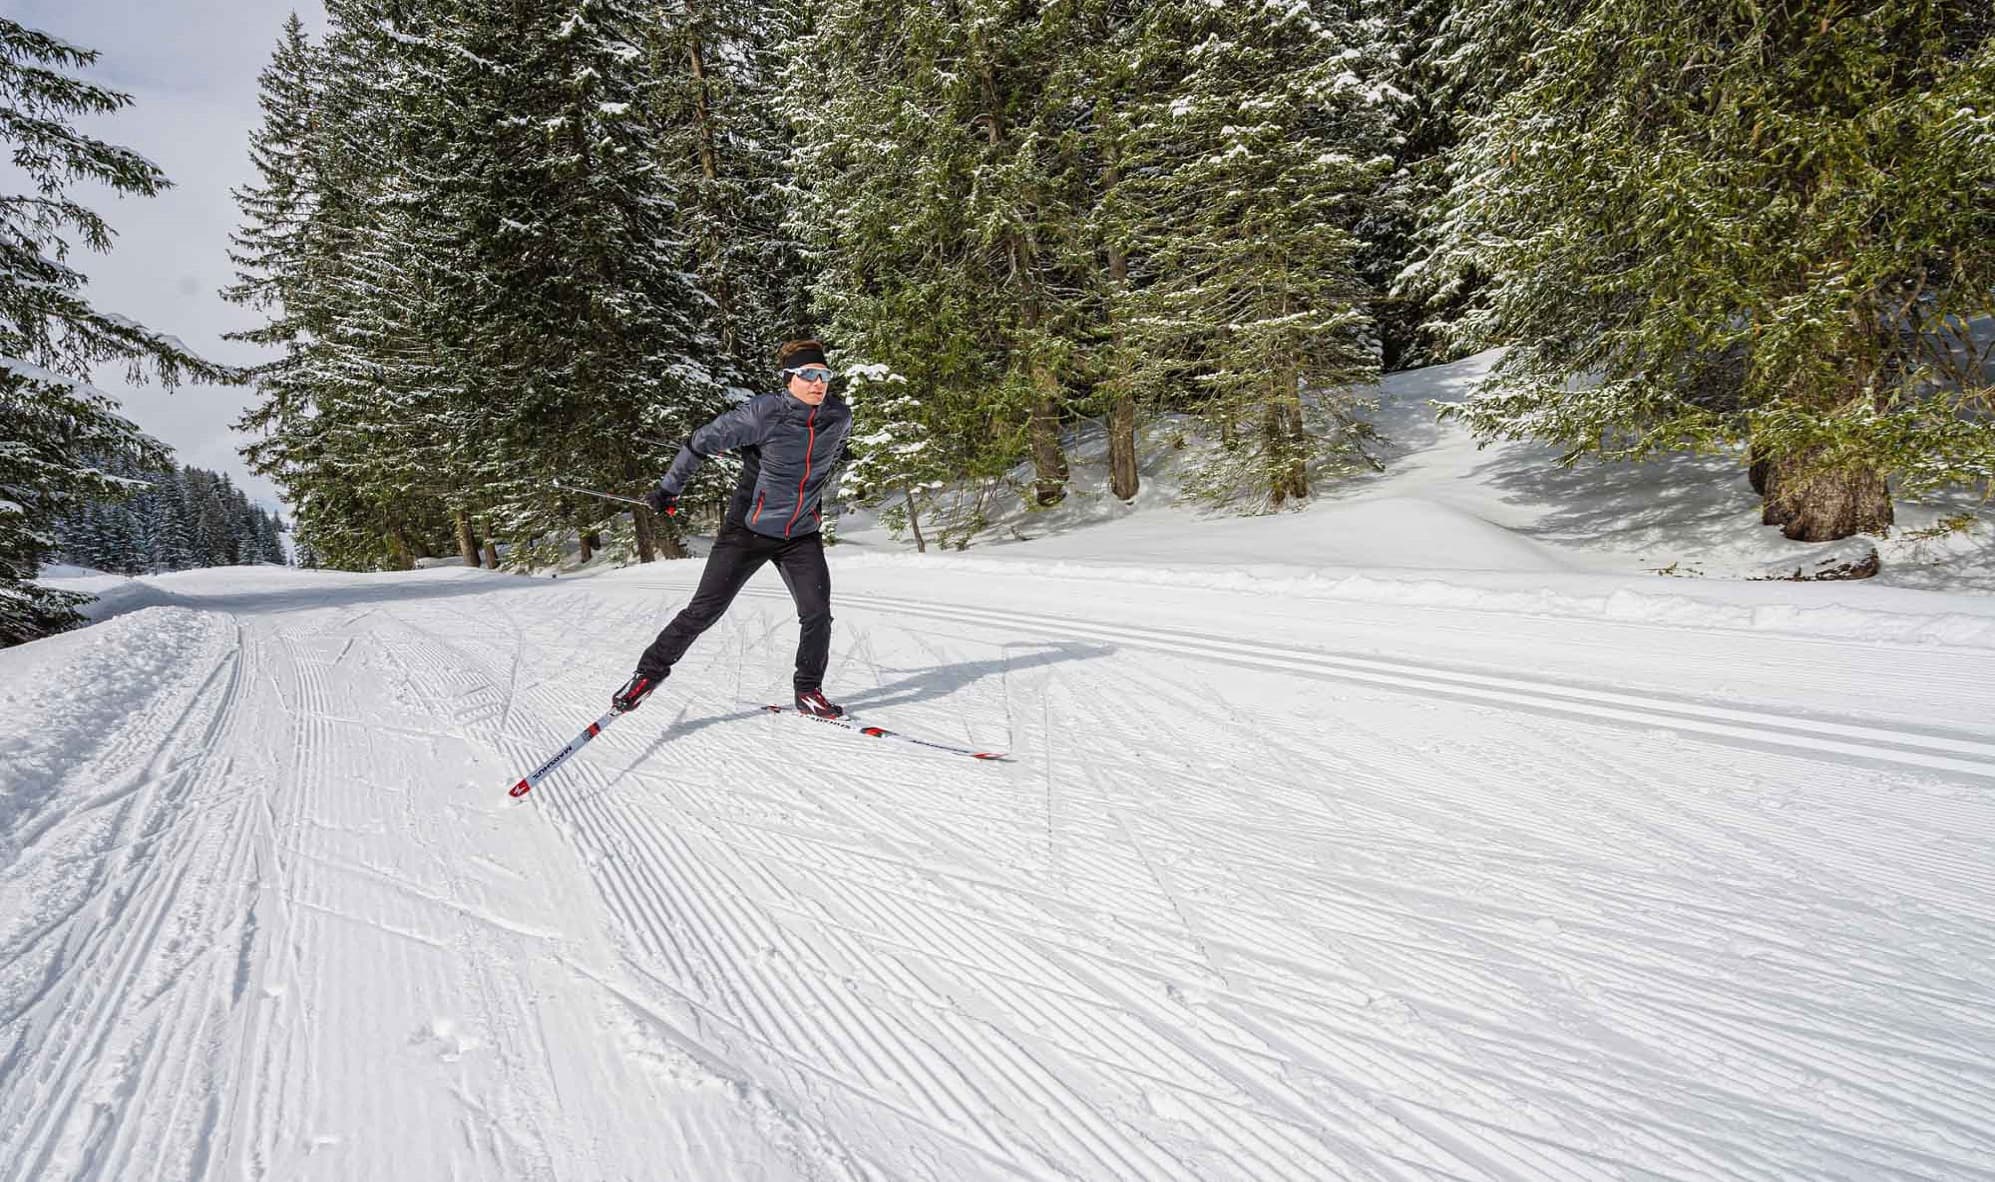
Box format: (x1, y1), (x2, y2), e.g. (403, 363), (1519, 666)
(756, 703), (1008, 761)
(504, 708), (626, 797)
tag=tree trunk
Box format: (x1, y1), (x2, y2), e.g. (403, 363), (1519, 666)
(453, 509), (479, 568)
(682, 0), (736, 357)
(1760, 452), (1893, 541)
(652, 511), (686, 559)
(684, 2), (720, 186)
(578, 530), (593, 564)
(633, 505), (658, 563)
(1264, 386), (1309, 508)
(1105, 178), (1139, 503)
(1028, 392), (1068, 506)
(903, 485), (927, 554)
(386, 524), (432, 568)
(482, 538), (499, 568)
(1108, 394), (1138, 502)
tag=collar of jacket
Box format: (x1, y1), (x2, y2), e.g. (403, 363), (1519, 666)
(778, 391), (845, 416)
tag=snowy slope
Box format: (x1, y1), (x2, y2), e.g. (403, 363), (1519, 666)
(10, 355), (1995, 1179)
(5, 546), (1995, 1180)
(840, 350), (1995, 591)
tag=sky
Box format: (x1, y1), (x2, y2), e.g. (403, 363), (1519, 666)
(3, 0), (327, 511)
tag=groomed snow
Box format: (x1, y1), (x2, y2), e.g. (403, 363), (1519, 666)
(8, 355), (1995, 1180)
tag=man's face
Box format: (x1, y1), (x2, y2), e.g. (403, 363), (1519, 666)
(786, 367), (831, 406)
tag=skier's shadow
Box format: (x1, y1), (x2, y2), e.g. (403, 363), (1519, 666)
(595, 640), (1109, 794)
(839, 640), (1111, 714)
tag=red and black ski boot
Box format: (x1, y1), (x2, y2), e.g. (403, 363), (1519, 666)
(612, 671), (662, 712)
(794, 688), (845, 719)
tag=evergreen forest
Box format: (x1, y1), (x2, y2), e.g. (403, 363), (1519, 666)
(3, 2), (1992, 641)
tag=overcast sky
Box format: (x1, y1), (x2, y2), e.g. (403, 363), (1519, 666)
(5, 0), (327, 511)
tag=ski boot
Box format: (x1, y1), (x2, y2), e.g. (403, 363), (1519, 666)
(612, 671), (661, 712)
(794, 688), (845, 719)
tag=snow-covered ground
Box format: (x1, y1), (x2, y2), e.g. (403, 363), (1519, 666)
(8, 356), (1995, 1180)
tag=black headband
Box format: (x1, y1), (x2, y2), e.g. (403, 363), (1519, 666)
(778, 344), (828, 374)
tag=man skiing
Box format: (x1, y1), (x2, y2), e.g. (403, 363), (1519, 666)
(611, 339), (854, 718)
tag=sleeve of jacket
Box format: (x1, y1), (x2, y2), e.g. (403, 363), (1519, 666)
(656, 397), (774, 496)
(817, 435), (856, 514)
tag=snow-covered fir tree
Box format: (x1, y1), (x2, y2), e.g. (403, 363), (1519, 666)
(1391, 0), (1604, 372)
(646, 0), (814, 396)
(1349, 0), (1461, 370)
(232, 0), (743, 570)
(1067, 0), (1146, 503)
(222, 13), (319, 356)
(839, 362), (958, 552)
(1116, 0), (1395, 509)
(53, 461), (288, 574)
(789, 0), (1094, 508)
(0, 18), (235, 644)
(1423, 0), (1995, 541)
(230, 0), (462, 571)
(439, 0), (721, 563)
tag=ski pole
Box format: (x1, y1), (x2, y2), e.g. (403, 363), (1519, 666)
(551, 479), (649, 508)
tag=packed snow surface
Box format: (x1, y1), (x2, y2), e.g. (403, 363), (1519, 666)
(8, 353), (1995, 1179)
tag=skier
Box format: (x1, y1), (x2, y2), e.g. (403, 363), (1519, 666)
(611, 339), (854, 718)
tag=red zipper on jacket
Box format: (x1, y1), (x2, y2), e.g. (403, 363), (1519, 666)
(784, 406), (818, 538)
(751, 491), (765, 524)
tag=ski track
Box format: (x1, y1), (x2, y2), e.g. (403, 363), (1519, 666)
(3, 566), (1994, 1180)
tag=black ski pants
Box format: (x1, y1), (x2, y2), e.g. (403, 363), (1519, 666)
(635, 523), (833, 693)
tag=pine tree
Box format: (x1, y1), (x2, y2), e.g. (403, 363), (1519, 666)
(1424, 0), (1995, 540)
(648, 0), (812, 395)
(230, 1), (475, 570)
(153, 468), (198, 571)
(433, 0), (720, 564)
(223, 12), (360, 565)
(223, 13), (319, 352)
(1068, 0), (1146, 502)
(0, 19), (234, 643)
(257, 510), (288, 564)
(103, 492), (146, 575)
(1117, 0), (1393, 509)
(1348, 0), (1462, 370)
(790, 0), (1090, 509)
(841, 362), (955, 552)
(232, 0), (732, 570)
(1392, 0), (1583, 366)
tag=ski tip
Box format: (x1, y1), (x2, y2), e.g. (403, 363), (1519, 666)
(974, 753), (1007, 761)
(508, 779), (531, 798)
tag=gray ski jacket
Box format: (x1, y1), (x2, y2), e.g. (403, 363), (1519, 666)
(657, 391), (853, 539)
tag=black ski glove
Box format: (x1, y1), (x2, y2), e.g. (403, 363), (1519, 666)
(643, 485), (678, 517)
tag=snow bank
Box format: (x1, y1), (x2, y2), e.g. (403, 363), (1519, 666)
(32, 564), (488, 625)
(0, 607), (229, 856)
(833, 549), (1995, 650)
(34, 568), (192, 622)
(71, 578), (188, 621)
